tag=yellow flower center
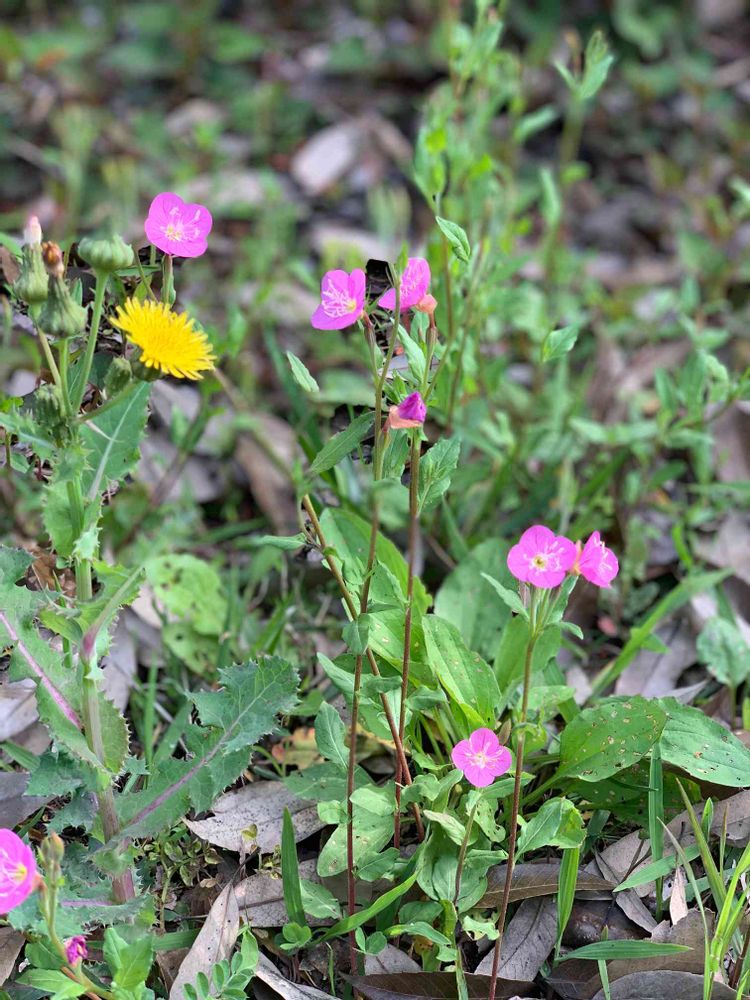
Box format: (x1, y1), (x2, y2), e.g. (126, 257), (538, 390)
(532, 554), (548, 569)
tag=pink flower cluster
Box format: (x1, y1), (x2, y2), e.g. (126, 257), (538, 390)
(507, 525), (618, 589)
(0, 829), (37, 913)
(310, 257), (435, 330)
(452, 728), (512, 788)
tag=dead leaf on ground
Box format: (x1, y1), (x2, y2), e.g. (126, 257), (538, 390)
(713, 404), (750, 483)
(254, 955), (334, 1000)
(290, 120), (364, 196)
(235, 415), (300, 535)
(364, 945), (421, 975)
(591, 970), (736, 1000)
(598, 789), (750, 897)
(0, 679), (38, 742)
(563, 899), (643, 948)
(235, 858), (327, 927)
(0, 771), (51, 828)
(615, 617), (696, 699)
(0, 926), (25, 984)
(478, 863), (615, 906)
(594, 852), (656, 932)
(169, 884), (239, 1000)
(669, 866), (688, 924)
(694, 512), (750, 587)
(474, 896), (556, 980)
(185, 780), (323, 855)
(348, 972), (534, 1000)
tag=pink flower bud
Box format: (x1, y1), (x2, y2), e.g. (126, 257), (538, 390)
(386, 391), (427, 430)
(65, 936), (88, 965)
(24, 216), (42, 246)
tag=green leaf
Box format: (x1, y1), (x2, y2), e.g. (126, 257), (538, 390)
(281, 807), (307, 926)
(145, 553), (228, 637)
(317, 807), (393, 877)
(308, 411), (373, 478)
(320, 869), (419, 941)
(103, 927), (155, 990)
(80, 382), (150, 499)
(252, 533), (307, 550)
(658, 699), (750, 787)
(422, 810), (466, 847)
(17, 970), (85, 1000)
(112, 658), (298, 844)
(696, 617), (750, 689)
(423, 615), (500, 726)
(562, 941), (690, 961)
(436, 216), (471, 263)
(286, 351), (319, 393)
(343, 614), (371, 655)
(418, 437), (460, 513)
(0, 406), (56, 460)
(300, 880), (341, 920)
(516, 798), (584, 856)
(320, 508), (429, 614)
(435, 539), (514, 660)
(579, 30), (615, 101)
(559, 696), (667, 781)
(542, 325), (579, 362)
(315, 702), (348, 770)
(481, 573), (528, 619)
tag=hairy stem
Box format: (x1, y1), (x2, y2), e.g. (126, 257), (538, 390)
(72, 270), (108, 413)
(453, 800), (478, 907)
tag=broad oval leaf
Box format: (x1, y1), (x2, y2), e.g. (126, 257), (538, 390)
(658, 698), (750, 787)
(559, 697), (667, 782)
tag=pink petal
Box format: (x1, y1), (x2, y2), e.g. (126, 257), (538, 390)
(468, 728), (500, 756)
(377, 258), (431, 311)
(519, 524), (556, 554)
(348, 268), (366, 310)
(489, 745), (513, 777)
(463, 763), (497, 788)
(451, 739), (473, 771)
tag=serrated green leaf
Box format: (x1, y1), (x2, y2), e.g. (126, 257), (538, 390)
(80, 382), (150, 499)
(112, 658), (298, 844)
(308, 411), (373, 478)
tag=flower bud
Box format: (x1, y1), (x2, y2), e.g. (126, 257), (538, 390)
(33, 385), (68, 442)
(415, 293), (437, 316)
(104, 356), (132, 396)
(13, 245), (48, 306)
(24, 215), (42, 246)
(497, 719), (512, 746)
(42, 242), (64, 279)
(78, 231), (134, 274)
(40, 832), (65, 866)
(38, 274), (87, 340)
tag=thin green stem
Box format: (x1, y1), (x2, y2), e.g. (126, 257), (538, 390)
(72, 271), (108, 412)
(37, 328), (63, 389)
(488, 611), (539, 1000)
(453, 801), (479, 906)
(394, 428), (421, 848)
(57, 340), (73, 418)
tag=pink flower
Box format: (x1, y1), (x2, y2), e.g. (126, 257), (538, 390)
(575, 531), (619, 588)
(451, 728), (512, 788)
(378, 258), (431, 312)
(507, 525), (577, 589)
(311, 269), (366, 330)
(0, 829), (37, 913)
(65, 936), (88, 965)
(144, 192), (212, 258)
(386, 391), (426, 430)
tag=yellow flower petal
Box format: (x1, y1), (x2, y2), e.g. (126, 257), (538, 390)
(110, 298), (215, 380)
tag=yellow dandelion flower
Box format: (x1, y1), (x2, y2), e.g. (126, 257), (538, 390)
(110, 297), (216, 380)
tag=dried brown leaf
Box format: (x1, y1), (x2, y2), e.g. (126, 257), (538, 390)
(169, 885), (239, 1000)
(478, 863), (615, 906)
(474, 896), (556, 979)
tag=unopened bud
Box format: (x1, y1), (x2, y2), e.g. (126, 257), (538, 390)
(42, 242), (64, 279)
(40, 831), (65, 866)
(104, 356), (132, 396)
(415, 293), (437, 316)
(24, 215), (42, 246)
(13, 241), (48, 307)
(78, 231), (134, 274)
(497, 719), (512, 746)
(38, 274), (87, 340)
